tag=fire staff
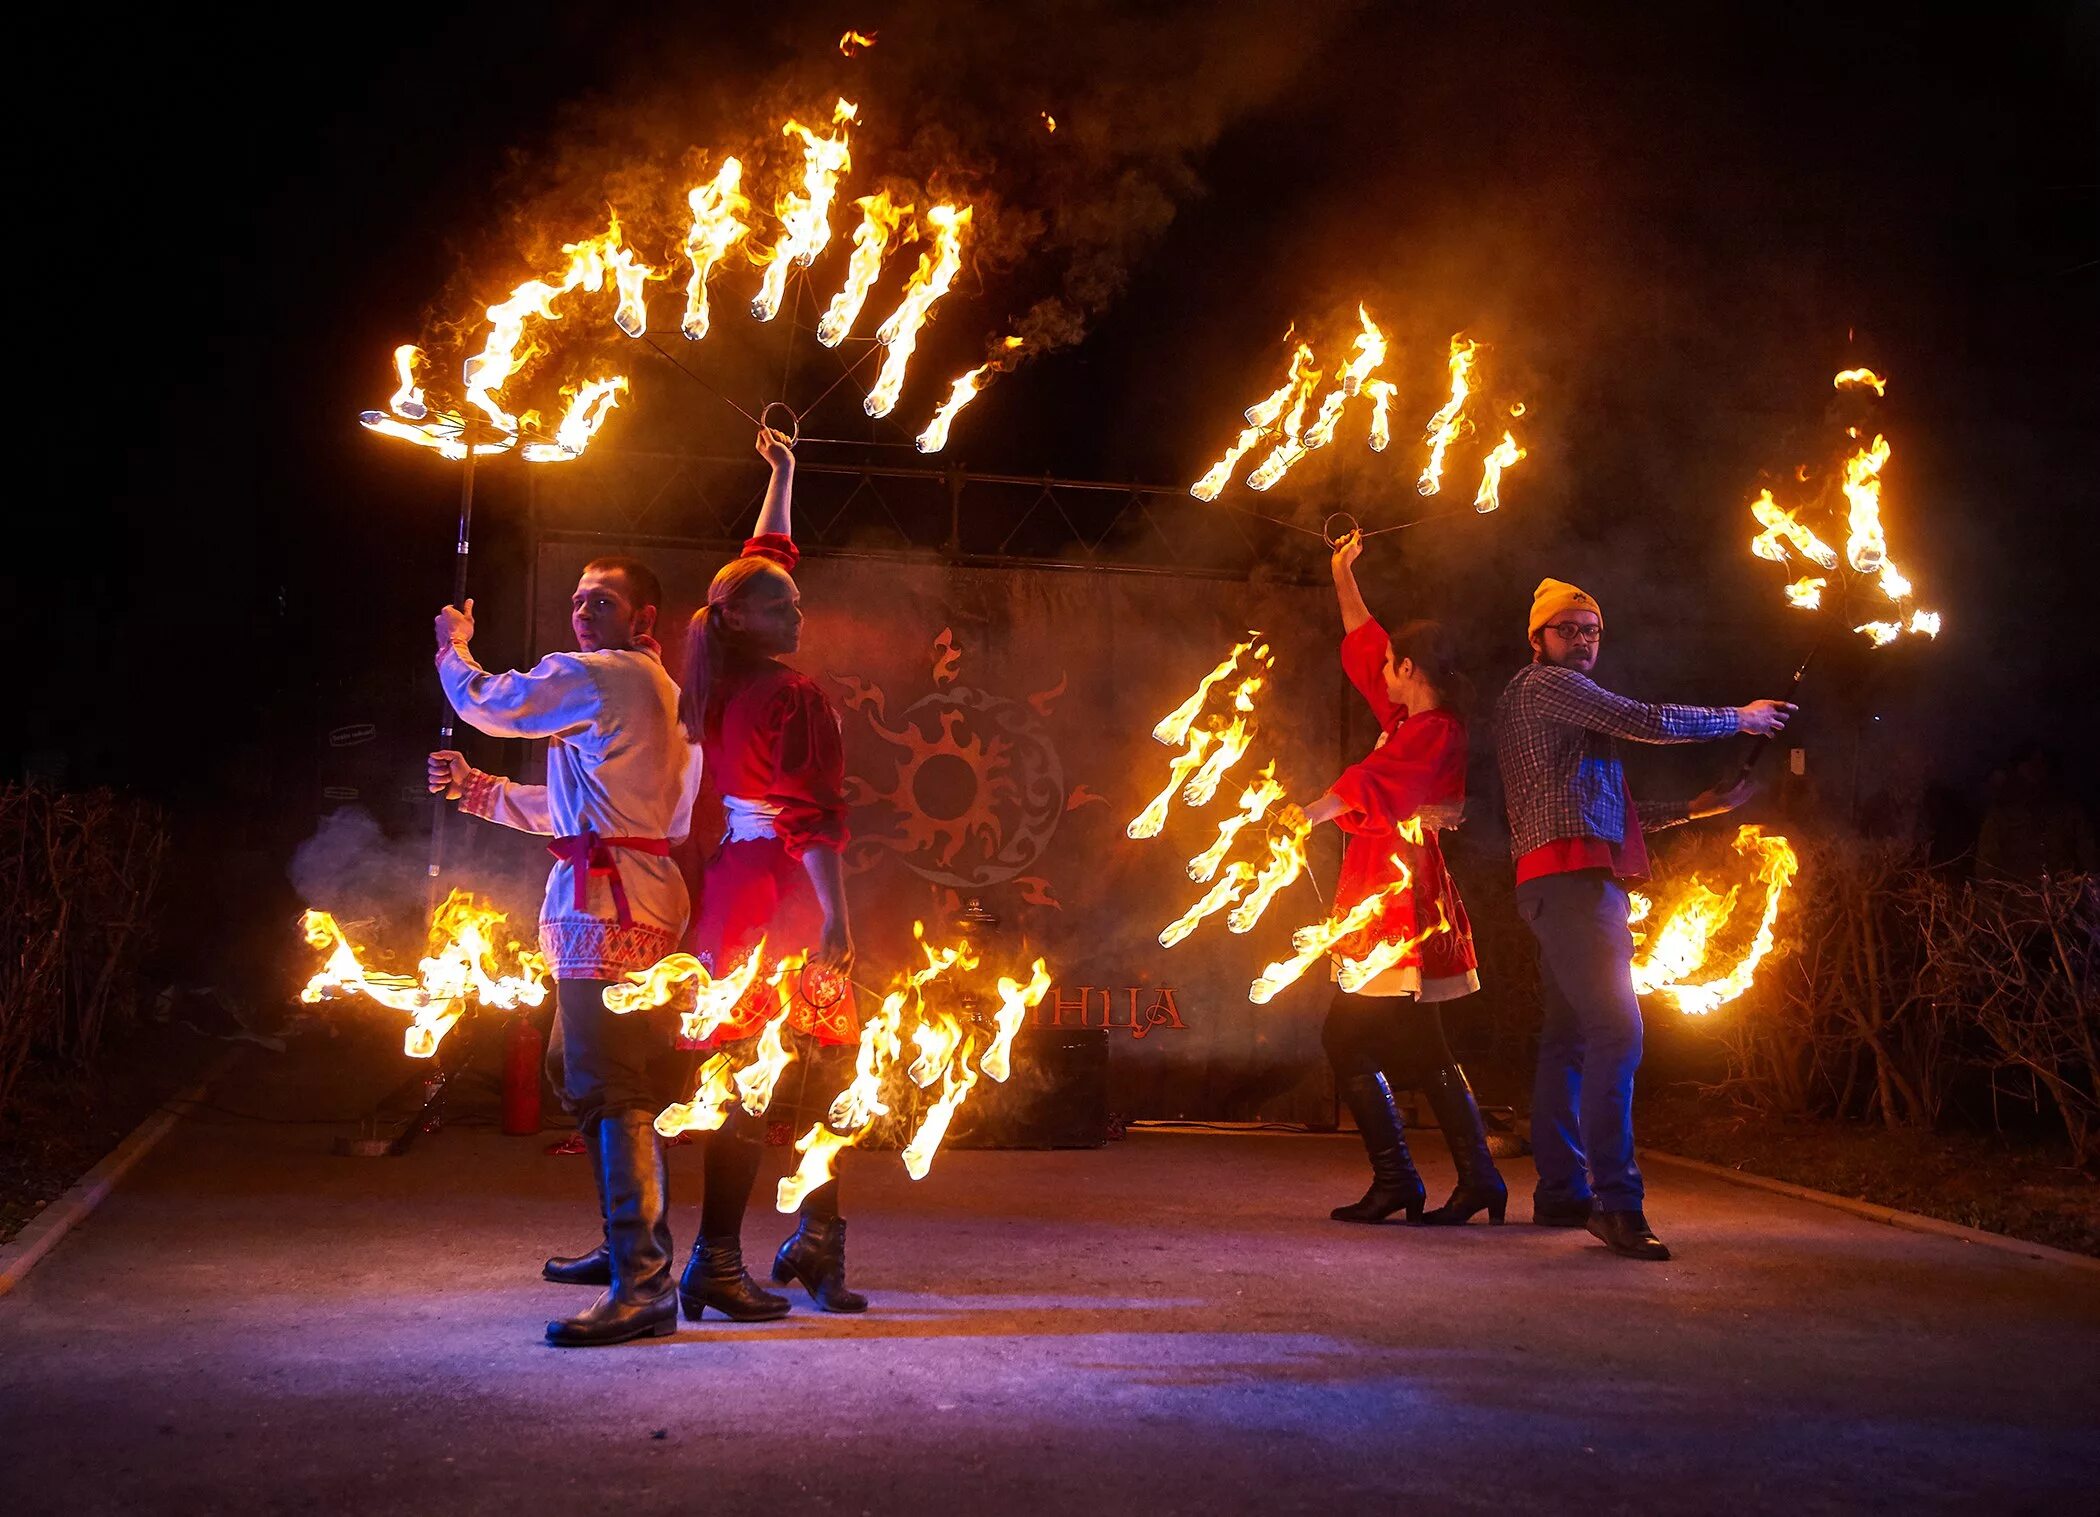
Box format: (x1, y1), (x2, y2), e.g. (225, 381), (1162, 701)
(1280, 531), (1507, 1229)
(1493, 578), (1794, 1260)
(428, 556), (702, 1346)
(671, 426), (868, 1320)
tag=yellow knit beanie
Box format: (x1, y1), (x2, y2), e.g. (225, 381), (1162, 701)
(1528, 578), (1603, 640)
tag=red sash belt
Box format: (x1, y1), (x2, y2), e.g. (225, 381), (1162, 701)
(547, 831), (672, 929)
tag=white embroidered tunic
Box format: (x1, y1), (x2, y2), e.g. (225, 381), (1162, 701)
(437, 641), (702, 981)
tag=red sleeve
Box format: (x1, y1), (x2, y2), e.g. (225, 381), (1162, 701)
(765, 678), (849, 858)
(1329, 712), (1466, 837)
(744, 534), (799, 571)
(1340, 618), (1399, 728)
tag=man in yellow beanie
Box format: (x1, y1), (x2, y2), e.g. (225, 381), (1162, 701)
(1494, 578), (1795, 1260)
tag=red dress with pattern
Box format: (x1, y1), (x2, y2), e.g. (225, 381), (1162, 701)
(681, 535), (858, 1047)
(1327, 618), (1480, 1000)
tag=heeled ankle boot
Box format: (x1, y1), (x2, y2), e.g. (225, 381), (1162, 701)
(1588, 1208), (1671, 1261)
(1330, 1073), (1426, 1223)
(546, 1112), (677, 1346)
(772, 1181), (868, 1312)
(678, 1130), (789, 1322)
(542, 1122), (611, 1285)
(1418, 1065), (1509, 1226)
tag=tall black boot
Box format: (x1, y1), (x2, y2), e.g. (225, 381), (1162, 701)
(678, 1129), (790, 1322)
(1331, 1073), (1426, 1223)
(546, 1112), (677, 1346)
(1417, 1065), (1509, 1225)
(542, 1122), (611, 1285)
(772, 1178), (868, 1312)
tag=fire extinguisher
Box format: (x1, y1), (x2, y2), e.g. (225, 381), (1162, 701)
(501, 1013), (544, 1136)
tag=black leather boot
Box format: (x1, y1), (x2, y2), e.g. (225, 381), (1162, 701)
(1331, 1073), (1426, 1223)
(546, 1112), (677, 1346)
(679, 1130), (790, 1322)
(1532, 1194), (1596, 1227)
(772, 1180), (868, 1312)
(1588, 1208), (1671, 1261)
(1417, 1065), (1509, 1225)
(542, 1122), (611, 1285)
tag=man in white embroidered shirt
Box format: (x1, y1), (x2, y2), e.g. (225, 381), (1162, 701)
(428, 557), (700, 1345)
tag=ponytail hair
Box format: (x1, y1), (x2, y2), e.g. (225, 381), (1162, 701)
(1386, 618), (1474, 716)
(679, 556), (787, 743)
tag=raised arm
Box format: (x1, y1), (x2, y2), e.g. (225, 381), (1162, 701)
(1330, 530), (1371, 633)
(434, 599), (600, 741)
(753, 426), (795, 539)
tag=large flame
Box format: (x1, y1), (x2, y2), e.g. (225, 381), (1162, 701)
(299, 890), (548, 1059)
(1337, 900), (1451, 993)
(679, 156), (752, 341)
(1180, 673), (1265, 806)
(1833, 367), (1887, 395)
(1416, 336), (1478, 496)
(656, 1054), (740, 1137)
(1152, 636), (1258, 746)
(864, 203), (973, 418)
(1841, 433), (1892, 574)
(1126, 729), (1214, 841)
(1785, 576), (1827, 610)
(1190, 341), (1315, 500)
(1227, 816), (1312, 934)
(1189, 763), (1284, 882)
(817, 189), (909, 346)
(388, 345), (428, 419)
(901, 1041), (981, 1181)
(1749, 489), (1841, 569)
(1160, 862), (1255, 949)
(1249, 856), (1413, 1004)
(1628, 826), (1799, 1015)
(1242, 353), (1327, 492)
(602, 941), (767, 1045)
(916, 338), (1025, 454)
(1364, 378), (1395, 452)
(1338, 304), (1388, 396)
(751, 100), (858, 323)
(1472, 431), (1527, 514)
(521, 377), (628, 463)
(980, 958), (1051, 1083)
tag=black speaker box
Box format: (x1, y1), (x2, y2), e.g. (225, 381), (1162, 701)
(950, 1025), (1108, 1150)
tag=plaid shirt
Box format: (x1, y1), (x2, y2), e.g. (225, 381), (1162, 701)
(1493, 663), (1740, 859)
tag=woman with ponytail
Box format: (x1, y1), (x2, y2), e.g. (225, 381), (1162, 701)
(1278, 531), (1507, 1229)
(669, 426), (871, 1323)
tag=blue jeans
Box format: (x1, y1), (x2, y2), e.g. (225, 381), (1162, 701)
(1516, 870), (1645, 1212)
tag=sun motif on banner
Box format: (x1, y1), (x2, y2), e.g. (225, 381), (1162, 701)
(834, 630), (1103, 906)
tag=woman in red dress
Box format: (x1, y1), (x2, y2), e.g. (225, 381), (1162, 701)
(1281, 531), (1507, 1227)
(672, 427), (868, 1320)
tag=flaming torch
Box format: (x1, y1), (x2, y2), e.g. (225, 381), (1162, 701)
(818, 190), (909, 346)
(1417, 336), (1478, 495)
(916, 337), (1025, 454)
(680, 156), (752, 341)
(1248, 857), (1413, 1004)
(1191, 341), (1315, 501)
(1627, 826), (1799, 1015)
(1472, 431), (1527, 514)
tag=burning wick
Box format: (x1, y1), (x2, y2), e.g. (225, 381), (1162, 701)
(1041, 112), (1057, 132)
(839, 29), (876, 56)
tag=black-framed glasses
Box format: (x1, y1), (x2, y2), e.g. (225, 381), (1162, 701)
(1542, 621), (1603, 642)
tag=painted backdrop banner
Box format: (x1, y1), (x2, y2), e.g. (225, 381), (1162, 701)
(536, 543), (1347, 1123)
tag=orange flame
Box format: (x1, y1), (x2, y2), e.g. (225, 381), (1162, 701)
(1909, 609), (1941, 638)
(1472, 431), (1527, 514)
(817, 189), (909, 346)
(299, 891), (548, 1059)
(1227, 816), (1312, 934)
(1339, 305), (1388, 397)
(864, 203), (973, 417)
(655, 1054), (740, 1137)
(1749, 489), (1841, 570)
(1243, 352), (1326, 492)
(1785, 576), (1827, 610)
(901, 1038), (980, 1180)
(1127, 729), (1214, 841)
(839, 28), (876, 55)
(1189, 763), (1284, 882)
(1249, 856), (1413, 1004)
(1417, 336), (1478, 495)
(779, 1122), (860, 1211)
(357, 412), (514, 461)
(521, 377), (628, 463)
(1337, 899), (1451, 993)
(679, 156), (752, 341)
(1152, 636), (1257, 746)
(1160, 862), (1255, 949)
(1190, 341), (1315, 500)
(1041, 111), (1057, 132)
(981, 958), (1051, 1083)
(388, 344), (428, 419)
(751, 101), (858, 323)
(915, 348), (1011, 454)
(1833, 367), (1887, 395)
(1628, 826), (1798, 1015)
(602, 941), (766, 1044)
(1841, 433), (1892, 574)
(1364, 378), (1395, 453)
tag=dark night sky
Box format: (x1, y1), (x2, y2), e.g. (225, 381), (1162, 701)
(22, 1), (2098, 842)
